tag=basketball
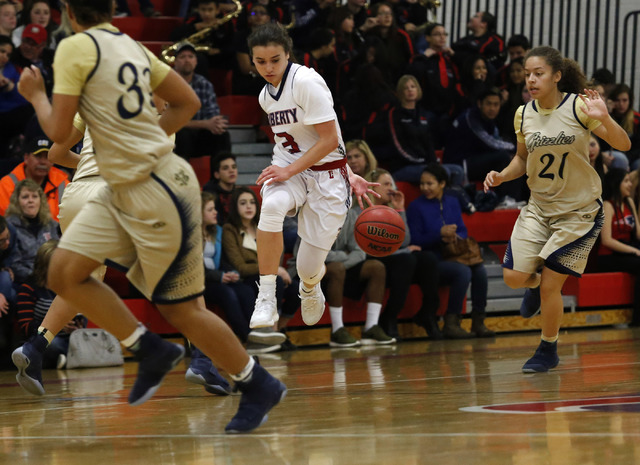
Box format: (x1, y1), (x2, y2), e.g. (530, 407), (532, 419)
(354, 205), (406, 257)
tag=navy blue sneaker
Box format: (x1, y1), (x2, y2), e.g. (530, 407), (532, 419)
(12, 334), (48, 396)
(225, 362), (287, 434)
(185, 347), (231, 396)
(522, 340), (559, 373)
(520, 286), (541, 318)
(128, 332), (185, 406)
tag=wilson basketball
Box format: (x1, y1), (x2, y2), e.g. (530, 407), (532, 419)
(354, 205), (406, 257)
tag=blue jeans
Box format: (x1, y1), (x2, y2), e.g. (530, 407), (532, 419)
(438, 260), (487, 315)
(0, 270), (15, 303)
(204, 281), (256, 341)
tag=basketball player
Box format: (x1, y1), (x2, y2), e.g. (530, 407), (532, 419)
(13, 110), (231, 398)
(16, 0), (284, 433)
(484, 46), (630, 372)
(246, 23), (378, 330)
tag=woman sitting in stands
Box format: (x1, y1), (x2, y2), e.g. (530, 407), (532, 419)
(406, 163), (492, 339)
(346, 139), (378, 181)
(597, 168), (640, 326)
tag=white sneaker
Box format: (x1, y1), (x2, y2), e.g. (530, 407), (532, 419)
(299, 281), (326, 326)
(248, 328), (287, 345)
(56, 354), (66, 370)
(250, 285), (278, 328)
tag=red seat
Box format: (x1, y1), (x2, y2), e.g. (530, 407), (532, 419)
(140, 40), (172, 57)
(208, 69), (232, 97)
(217, 95), (263, 125)
(189, 156), (211, 187)
(112, 16), (183, 41)
(396, 181), (421, 206)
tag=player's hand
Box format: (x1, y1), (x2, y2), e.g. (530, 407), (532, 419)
(256, 164), (293, 185)
(17, 65), (45, 102)
(580, 88), (609, 121)
(349, 173), (380, 209)
(277, 266), (292, 285)
(484, 170), (503, 192)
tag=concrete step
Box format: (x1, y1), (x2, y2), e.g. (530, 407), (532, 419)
(231, 142), (274, 156)
(484, 295), (577, 313)
(228, 126), (258, 144)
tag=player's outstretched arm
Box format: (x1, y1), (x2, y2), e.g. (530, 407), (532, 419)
(49, 126), (83, 169)
(154, 69), (201, 136)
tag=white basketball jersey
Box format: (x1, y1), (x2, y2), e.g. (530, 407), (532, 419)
(516, 93), (602, 215)
(259, 63), (345, 167)
(66, 28), (174, 186)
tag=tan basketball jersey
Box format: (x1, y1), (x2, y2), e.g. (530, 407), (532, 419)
(71, 114), (99, 181)
(515, 93), (602, 215)
(53, 24), (173, 187)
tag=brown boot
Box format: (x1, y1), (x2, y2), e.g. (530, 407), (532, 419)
(442, 314), (473, 339)
(471, 312), (495, 338)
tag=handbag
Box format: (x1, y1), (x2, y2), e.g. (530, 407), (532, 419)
(66, 328), (124, 369)
(442, 236), (484, 266)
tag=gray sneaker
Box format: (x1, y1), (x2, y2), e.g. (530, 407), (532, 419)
(299, 281), (326, 325)
(330, 327), (360, 348)
(361, 325), (396, 345)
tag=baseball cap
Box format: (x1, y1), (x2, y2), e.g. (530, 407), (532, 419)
(175, 41), (196, 56)
(22, 23), (47, 46)
(26, 137), (53, 155)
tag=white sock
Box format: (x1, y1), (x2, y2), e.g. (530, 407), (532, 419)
(230, 356), (256, 382)
(330, 306), (344, 332)
(364, 302), (382, 331)
(259, 274), (277, 293)
(541, 334), (558, 343)
(121, 324), (147, 349)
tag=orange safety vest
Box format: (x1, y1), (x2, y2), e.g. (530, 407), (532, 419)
(0, 163), (70, 221)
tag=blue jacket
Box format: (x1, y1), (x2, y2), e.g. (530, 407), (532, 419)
(406, 194), (467, 255)
(443, 106), (515, 165)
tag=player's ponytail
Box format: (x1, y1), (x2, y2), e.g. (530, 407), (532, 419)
(525, 46), (586, 95)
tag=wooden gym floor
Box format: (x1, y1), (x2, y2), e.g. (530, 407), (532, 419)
(1, 326), (640, 464)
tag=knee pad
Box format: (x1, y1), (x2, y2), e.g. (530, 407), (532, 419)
(296, 240), (328, 285)
(257, 189), (294, 232)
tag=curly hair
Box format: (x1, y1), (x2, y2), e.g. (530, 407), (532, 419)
(6, 179), (52, 225)
(525, 46), (586, 94)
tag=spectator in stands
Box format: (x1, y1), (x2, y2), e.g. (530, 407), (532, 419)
(12, 0), (56, 49)
(341, 0), (374, 32)
(340, 63), (398, 140)
(0, 34), (33, 157)
(495, 34), (530, 86)
(497, 57), (526, 143)
(363, 2), (413, 86)
(10, 23), (53, 95)
(591, 67), (616, 101)
(0, 215), (16, 304)
(603, 84), (640, 171)
(452, 10), (505, 73)
(407, 163), (492, 339)
(170, 0), (236, 71)
(367, 168), (443, 339)
(114, 0), (161, 17)
(406, 22), (462, 149)
(0, 136), (69, 221)
(0, 1), (18, 37)
(589, 134), (610, 182)
(367, 74), (463, 186)
(459, 54), (493, 109)
(287, 208), (393, 347)
(14, 239), (83, 369)
(5, 179), (60, 285)
(288, 0), (336, 51)
(172, 41), (231, 175)
(444, 87), (515, 194)
(231, 3), (269, 96)
(597, 168), (640, 326)
(301, 28), (339, 96)
(202, 152), (238, 224)
(200, 191), (272, 347)
(222, 187), (295, 352)
(346, 139), (377, 180)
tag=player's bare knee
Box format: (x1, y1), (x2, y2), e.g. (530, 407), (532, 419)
(503, 268), (528, 289)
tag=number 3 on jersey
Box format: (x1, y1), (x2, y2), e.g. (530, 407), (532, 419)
(538, 152), (569, 180)
(275, 132), (301, 154)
